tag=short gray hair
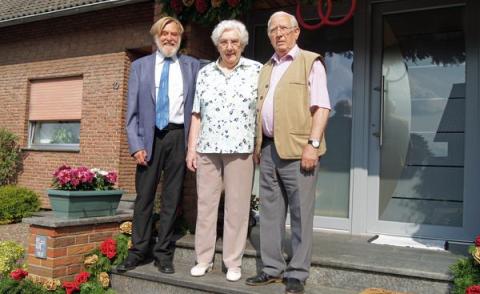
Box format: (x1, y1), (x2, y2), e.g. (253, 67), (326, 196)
(211, 20), (249, 48)
(267, 11), (299, 31)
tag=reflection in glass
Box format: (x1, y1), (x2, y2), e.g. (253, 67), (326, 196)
(300, 17), (354, 218)
(31, 121), (80, 145)
(379, 7), (465, 226)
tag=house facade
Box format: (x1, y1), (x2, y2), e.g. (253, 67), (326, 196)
(0, 0), (478, 242)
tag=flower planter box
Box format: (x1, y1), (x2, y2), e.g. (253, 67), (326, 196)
(47, 189), (123, 219)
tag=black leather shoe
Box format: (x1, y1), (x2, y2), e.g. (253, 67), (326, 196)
(285, 278), (304, 294)
(246, 272), (282, 286)
(116, 258), (140, 273)
(154, 260), (175, 274)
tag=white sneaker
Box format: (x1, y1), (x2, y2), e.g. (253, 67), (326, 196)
(226, 267), (242, 282)
(190, 263), (213, 277)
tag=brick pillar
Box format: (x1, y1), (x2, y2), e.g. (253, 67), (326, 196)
(24, 212), (132, 283)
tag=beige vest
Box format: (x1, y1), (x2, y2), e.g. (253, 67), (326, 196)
(255, 49), (327, 159)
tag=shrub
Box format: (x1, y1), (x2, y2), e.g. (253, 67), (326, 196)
(450, 243), (480, 294)
(0, 241), (24, 277)
(0, 185), (40, 224)
(0, 128), (21, 185)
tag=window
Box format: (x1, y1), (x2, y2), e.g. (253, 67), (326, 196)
(28, 77), (82, 151)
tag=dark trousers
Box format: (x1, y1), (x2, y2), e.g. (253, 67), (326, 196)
(129, 127), (185, 263)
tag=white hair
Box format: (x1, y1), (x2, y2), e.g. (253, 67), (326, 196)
(211, 20), (249, 48)
(267, 11), (299, 31)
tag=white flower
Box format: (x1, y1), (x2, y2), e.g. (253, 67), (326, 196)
(99, 170), (108, 176)
(90, 168), (100, 173)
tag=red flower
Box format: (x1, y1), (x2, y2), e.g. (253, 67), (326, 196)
(475, 235), (480, 247)
(466, 285), (480, 294)
(9, 269), (28, 281)
(100, 238), (117, 259)
(63, 281), (80, 294)
(170, 0), (183, 14)
(195, 0), (208, 14)
(227, 0), (240, 7)
(74, 271), (90, 284)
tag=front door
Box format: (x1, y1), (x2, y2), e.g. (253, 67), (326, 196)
(367, 0), (480, 240)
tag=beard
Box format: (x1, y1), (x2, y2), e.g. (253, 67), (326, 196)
(155, 36), (180, 57)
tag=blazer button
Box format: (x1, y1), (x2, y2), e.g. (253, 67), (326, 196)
(260, 96), (263, 100)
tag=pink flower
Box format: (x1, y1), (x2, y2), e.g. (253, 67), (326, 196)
(106, 171), (117, 184)
(227, 0), (240, 7)
(195, 0), (208, 14)
(475, 235), (480, 247)
(10, 269), (28, 281)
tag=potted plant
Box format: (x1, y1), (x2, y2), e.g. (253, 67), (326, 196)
(47, 165), (123, 219)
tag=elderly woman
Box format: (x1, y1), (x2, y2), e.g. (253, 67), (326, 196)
(186, 20), (261, 282)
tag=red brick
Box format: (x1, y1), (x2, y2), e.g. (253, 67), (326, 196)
(49, 236), (75, 248)
(88, 231), (115, 242)
(74, 234), (89, 245)
(66, 244), (95, 256)
(47, 247), (67, 258)
(66, 264), (82, 275)
(51, 255), (84, 267)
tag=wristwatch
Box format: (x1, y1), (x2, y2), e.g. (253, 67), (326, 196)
(308, 139), (320, 149)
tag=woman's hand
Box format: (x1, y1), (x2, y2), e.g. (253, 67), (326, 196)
(186, 149), (197, 172)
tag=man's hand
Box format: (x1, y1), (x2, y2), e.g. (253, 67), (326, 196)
(133, 150), (148, 166)
(253, 152), (261, 165)
(186, 149), (197, 172)
(300, 145), (318, 172)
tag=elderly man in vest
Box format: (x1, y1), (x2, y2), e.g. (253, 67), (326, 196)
(246, 11), (330, 294)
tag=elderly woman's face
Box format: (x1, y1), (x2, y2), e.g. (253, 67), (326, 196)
(217, 29), (243, 69)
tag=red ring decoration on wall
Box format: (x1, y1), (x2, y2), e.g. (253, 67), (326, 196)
(296, 0), (357, 30)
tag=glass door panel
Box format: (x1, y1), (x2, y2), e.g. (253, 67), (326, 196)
(379, 7), (465, 227)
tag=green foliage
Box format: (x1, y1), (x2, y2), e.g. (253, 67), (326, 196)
(0, 185), (40, 224)
(112, 234), (129, 266)
(0, 277), (64, 294)
(50, 125), (79, 144)
(450, 245), (480, 294)
(80, 281), (116, 294)
(0, 128), (21, 186)
(0, 241), (24, 277)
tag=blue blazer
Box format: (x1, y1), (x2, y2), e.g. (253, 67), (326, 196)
(126, 53), (201, 162)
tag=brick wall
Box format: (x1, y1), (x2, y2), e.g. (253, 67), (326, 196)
(0, 3), (153, 206)
(0, 0), (218, 213)
(27, 222), (121, 282)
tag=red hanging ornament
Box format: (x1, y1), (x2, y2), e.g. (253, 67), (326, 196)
(296, 0), (357, 30)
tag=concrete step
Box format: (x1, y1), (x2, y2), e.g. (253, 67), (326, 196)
(111, 262), (356, 294)
(171, 227), (460, 294)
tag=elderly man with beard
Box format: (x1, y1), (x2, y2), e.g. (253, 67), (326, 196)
(118, 16), (201, 274)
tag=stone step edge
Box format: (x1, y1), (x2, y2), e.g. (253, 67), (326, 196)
(111, 262), (356, 294)
(174, 240), (452, 283)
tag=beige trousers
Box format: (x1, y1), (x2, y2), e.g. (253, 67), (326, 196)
(194, 153), (253, 269)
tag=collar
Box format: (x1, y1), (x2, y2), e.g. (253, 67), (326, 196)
(156, 50), (178, 63)
(271, 45), (299, 64)
(214, 56), (247, 72)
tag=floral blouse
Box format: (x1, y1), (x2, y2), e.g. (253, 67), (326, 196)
(192, 57), (262, 153)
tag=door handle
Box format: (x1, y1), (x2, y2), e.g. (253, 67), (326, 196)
(373, 76), (385, 147)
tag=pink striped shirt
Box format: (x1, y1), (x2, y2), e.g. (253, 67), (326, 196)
(261, 45), (331, 138)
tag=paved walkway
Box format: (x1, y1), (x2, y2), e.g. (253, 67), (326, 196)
(0, 222), (30, 249)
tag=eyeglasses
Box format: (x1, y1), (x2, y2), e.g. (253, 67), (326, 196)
(268, 26), (295, 36)
(218, 39), (241, 48)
